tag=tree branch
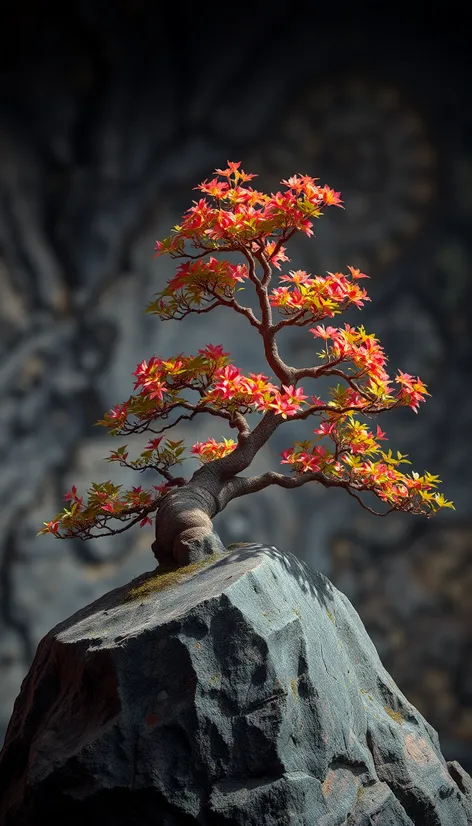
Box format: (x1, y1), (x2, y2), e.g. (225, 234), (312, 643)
(228, 410), (252, 443)
(117, 398), (250, 438)
(165, 237), (296, 385)
(288, 400), (400, 421)
(203, 288), (261, 329)
(269, 229), (297, 267)
(62, 501), (161, 541)
(192, 409), (282, 484)
(216, 469), (395, 517)
(293, 364), (381, 407)
(163, 301), (221, 320)
(233, 246), (294, 385)
(169, 249), (213, 261)
(293, 357), (351, 382)
(271, 310), (312, 333)
(255, 247), (273, 290)
(120, 454), (188, 484)
(146, 411), (199, 435)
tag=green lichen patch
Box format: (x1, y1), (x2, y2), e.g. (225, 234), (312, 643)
(125, 552), (223, 602)
(384, 706), (404, 725)
(290, 678), (299, 703)
(326, 609), (335, 625)
(226, 542), (253, 550)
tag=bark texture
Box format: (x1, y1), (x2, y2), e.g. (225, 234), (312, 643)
(151, 485), (226, 568)
(150, 413), (283, 568)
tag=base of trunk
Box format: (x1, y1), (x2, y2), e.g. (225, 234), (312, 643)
(170, 526), (227, 567)
(150, 486), (225, 568)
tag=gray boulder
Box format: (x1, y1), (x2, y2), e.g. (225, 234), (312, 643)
(0, 543), (471, 826)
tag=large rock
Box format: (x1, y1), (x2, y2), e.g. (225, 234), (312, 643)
(0, 543), (471, 826)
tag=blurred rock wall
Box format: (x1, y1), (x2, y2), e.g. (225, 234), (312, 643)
(0, 2), (471, 769)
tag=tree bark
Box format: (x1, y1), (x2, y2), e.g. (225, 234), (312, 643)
(151, 482), (226, 568)
(151, 411), (284, 568)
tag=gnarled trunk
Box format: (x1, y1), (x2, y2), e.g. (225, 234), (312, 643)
(151, 483), (226, 568)
(151, 412), (283, 568)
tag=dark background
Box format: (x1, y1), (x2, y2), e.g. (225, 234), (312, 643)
(1, 1), (471, 771)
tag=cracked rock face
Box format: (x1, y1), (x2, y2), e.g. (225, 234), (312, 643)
(0, 543), (471, 826)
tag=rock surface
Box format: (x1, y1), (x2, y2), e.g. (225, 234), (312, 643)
(0, 543), (471, 826)
(1, 3), (472, 765)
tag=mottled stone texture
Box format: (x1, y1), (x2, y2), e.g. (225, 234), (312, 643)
(1, 544), (471, 826)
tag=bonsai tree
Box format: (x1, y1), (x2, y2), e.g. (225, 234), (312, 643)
(38, 161), (453, 568)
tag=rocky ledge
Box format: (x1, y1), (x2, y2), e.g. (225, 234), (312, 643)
(0, 543), (471, 825)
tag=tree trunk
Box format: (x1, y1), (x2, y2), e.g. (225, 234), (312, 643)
(151, 483), (226, 569)
(151, 413), (283, 568)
